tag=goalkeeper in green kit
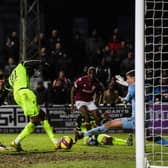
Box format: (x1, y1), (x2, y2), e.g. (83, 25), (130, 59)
(0, 60), (60, 151)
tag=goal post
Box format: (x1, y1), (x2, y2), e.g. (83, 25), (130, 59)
(136, 0), (168, 167)
(135, 0), (145, 168)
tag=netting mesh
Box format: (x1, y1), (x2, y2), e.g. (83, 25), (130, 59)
(144, 0), (168, 167)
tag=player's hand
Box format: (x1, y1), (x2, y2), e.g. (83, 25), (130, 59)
(119, 96), (130, 109)
(115, 75), (128, 87)
(119, 96), (128, 104)
(115, 75), (124, 81)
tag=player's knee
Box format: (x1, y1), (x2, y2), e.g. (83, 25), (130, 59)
(104, 120), (113, 128)
(31, 116), (41, 125)
(31, 109), (46, 125)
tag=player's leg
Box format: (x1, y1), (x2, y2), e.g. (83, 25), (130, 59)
(11, 89), (59, 151)
(74, 119), (123, 140)
(38, 109), (60, 148)
(79, 106), (91, 130)
(85, 119), (123, 136)
(90, 109), (101, 127)
(88, 102), (101, 127)
(112, 134), (133, 146)
(11, 89), (37, 151)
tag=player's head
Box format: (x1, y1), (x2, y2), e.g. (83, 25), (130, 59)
(97, 134), (112, 145)
(126, 69), (135, 85)
(97, 134), (113, 145)
(87, 66), (96, 80)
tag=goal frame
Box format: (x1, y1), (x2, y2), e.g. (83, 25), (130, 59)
(136, 0), (168, 168)
(135, 0), (145, 167)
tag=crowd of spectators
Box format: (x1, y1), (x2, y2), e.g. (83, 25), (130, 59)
(0, 27), (136, 106)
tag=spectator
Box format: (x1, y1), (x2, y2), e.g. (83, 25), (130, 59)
(85, 28), (105, 65)
(51, 42), (71, 76)
(4, 57), (16, 78)
(117, 40), (129, 60)
(4, 37), (16, 63)
(39, 33), (47, 48)
(108, 34), (121, 55)
(48, 78), (66, 105)
(120, 51), (135, 76)
(71, 32), (86, 76)
(0, 70), (5, 93)
(48, 70), (71, 104)
(48, 29), (62, 52)
(102, 45), (112, 67)
(9, 31), (19, 63)
(34, 80), (48, 105)
(103, 78), (121, 105)
(39, 47), (52, 81)
(96, 57), (111, 88)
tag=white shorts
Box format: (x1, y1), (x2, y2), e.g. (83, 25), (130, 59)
(75, 101), (98, 111)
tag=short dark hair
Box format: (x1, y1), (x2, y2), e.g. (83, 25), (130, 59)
(126, 69), (135, 77)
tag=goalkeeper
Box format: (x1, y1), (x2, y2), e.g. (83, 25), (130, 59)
(0, 60), (60, 151)
(116, 73), (168, 146)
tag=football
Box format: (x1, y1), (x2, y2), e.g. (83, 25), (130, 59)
(60, 136), (73, 149)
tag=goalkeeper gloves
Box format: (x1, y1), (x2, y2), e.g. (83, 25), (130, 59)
(115, 75), (128, 87)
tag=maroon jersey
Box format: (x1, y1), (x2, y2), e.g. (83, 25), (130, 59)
(74, 75), (101, 102)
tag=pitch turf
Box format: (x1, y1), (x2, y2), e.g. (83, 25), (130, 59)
(0, 133), (135, 168)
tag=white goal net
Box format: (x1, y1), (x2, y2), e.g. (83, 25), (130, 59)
(144, 0), (168, 167)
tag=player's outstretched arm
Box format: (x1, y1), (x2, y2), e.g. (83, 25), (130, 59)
(115, 75), (128, 87)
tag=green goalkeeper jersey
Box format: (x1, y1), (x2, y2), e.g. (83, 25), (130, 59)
(8, 63), (30, 94)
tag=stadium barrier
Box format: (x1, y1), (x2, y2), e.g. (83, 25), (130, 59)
(0, 104), (132, 133)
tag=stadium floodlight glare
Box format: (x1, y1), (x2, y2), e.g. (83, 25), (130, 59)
(136, 0), (168, 167)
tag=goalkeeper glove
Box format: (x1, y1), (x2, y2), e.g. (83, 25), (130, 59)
(115, 75), (128, 87)
(119, 96), (130, 108)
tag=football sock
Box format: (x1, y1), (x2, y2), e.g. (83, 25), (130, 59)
(15, 122), (35, 144)
(84, 125), (108, 137)
(83, 136), (89, 145)
(41, 120), (56, 144)
(112, 137), (127, 145)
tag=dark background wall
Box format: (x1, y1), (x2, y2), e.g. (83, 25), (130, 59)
(41, 0), (135, 44)
(0, 0), (135, 61)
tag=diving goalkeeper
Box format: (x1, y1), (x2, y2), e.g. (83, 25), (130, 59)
(74, 69), (168, 146)
(0, 60), (60, 151)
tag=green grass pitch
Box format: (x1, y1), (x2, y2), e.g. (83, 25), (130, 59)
(0, 133), (135, 168)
